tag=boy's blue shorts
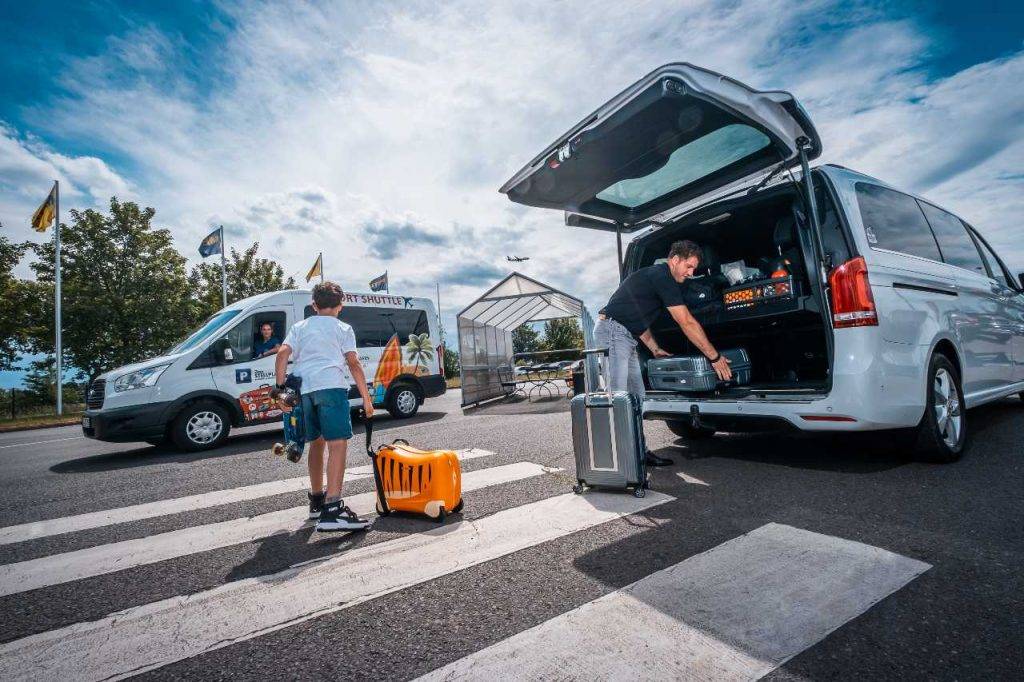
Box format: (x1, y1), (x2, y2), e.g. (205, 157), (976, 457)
(301, 388), (353, 441)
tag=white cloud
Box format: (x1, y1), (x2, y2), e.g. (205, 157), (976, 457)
(2, 0), (1021, 328)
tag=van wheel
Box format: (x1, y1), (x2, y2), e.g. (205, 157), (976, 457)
(665, 420), (716, 440)
(912, 354), (966, 463)
(387, 385), (420, 419)
(171, 402), (230, 452)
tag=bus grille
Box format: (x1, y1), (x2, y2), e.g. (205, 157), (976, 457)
(86, 379), (106, 409)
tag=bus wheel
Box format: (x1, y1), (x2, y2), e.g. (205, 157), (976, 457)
(387, 385), (420, 419)
(172, 401), (231, 451)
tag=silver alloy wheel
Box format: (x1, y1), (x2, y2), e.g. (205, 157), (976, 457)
(933, 368), (962, 449)
(395, 389), (417, 415)
(186, 410), (223, 444)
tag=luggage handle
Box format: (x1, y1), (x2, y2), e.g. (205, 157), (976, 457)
(581, 347), (611, 397)
(361, 410), (390, 515)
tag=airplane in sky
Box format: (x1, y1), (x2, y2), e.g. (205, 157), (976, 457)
(506, 255), (530, 262)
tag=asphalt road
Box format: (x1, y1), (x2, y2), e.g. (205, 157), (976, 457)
(1, 390), (1022, 680)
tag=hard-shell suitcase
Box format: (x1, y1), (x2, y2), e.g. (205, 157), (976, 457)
(570, 348), (647, 498)
(365, 416), (463, 523)
(646, 348), (752, 392)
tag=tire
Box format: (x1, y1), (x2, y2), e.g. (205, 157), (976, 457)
(387, 384), (420, 419)
(665, 420), (716, 440)
(171, 401), (231, 452)
(912, 354), (967, 463)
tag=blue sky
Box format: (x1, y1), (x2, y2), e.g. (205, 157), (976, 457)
(1, 0), (1022, 388)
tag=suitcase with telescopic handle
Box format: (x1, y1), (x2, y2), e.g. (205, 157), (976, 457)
(569, 348), (648, 497)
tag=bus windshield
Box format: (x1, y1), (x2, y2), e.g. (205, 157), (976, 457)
(168, 309), (242, 354)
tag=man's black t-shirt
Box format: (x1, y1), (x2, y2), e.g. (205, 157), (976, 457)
(603, 263), (686, 336)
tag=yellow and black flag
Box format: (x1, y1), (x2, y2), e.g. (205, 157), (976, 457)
(198, 227), (223, 257)
(31, 183), (57, 233)
(306, 253), (323, 283)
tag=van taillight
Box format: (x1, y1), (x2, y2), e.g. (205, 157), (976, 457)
(828, 256), (878, 328)
(438, 345), (445, 378)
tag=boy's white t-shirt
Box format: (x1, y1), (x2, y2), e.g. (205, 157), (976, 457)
(282, 315), (358, 393)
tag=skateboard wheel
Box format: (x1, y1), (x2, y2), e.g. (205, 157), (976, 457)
(272, 443), (285, 457)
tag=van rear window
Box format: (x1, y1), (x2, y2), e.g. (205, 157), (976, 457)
(304, 305), (430, 347)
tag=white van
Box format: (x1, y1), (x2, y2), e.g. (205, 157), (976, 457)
(500, 63), (1024, 462)
(82, 290), (446, 451)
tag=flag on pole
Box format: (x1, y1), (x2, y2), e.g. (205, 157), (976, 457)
(31, 184), (57, 233)
(198, 228), (223, 257)
(369, 271), (388, 292)
(306, 253), (323, 283)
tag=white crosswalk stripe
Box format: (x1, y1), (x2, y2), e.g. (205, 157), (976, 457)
(418, 523), (931, 681)
(0, 461), (554, 598)
(0, 448), (494, 545)
(0, 490), (672, 681)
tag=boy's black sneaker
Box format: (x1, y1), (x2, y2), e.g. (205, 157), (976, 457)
(315, 500), (370, 532)
(308, 491), (326, 520)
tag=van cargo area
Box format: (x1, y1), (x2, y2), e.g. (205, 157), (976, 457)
(634, 180), (852, 398)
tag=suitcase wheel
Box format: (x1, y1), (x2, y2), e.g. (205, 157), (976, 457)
(434, 505), (447, 523)
(633, 486), (646, 498)
(375, 500), (390, 516)
(572, 484), (585, 495)
(452, 498), (464, 514)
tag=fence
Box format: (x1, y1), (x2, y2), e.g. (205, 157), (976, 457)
(2, 386), (88, 421)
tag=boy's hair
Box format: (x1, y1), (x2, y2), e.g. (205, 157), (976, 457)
(668, 239), (703, 265)
(312, 281), (344, 309)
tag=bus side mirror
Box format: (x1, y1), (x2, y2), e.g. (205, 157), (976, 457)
(1018, 272), (1024, 291)
(214, 338), (233, 364)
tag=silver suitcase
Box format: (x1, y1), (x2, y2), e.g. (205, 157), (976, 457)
(570, 348), (648, 497)
(647, 348), (752, 392)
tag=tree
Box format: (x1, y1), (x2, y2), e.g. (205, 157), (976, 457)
(404, 332), (434, 372)
(189, 242), (296, 323)
(541, 317), (583, 361)
(22, 357), (85, 406)
(443, 346), (460, 377)
(0, 230), (42, 370)
(511, 323), (542, 357)
(29, 198), (194, 380)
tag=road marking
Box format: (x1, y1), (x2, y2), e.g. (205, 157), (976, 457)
(676, 471), (709, 486)
(0, 461), (553, 597)
(0, 490), (671, 681)
(417, 523), (930, 681)
(0, 448), (493, 545)
(0, 436), (83, 449)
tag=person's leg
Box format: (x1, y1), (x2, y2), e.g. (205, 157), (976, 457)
(301, 393), (327, 518)
(619, 326), (671, 466)
(324, 437), (348, 501)
(307, 438), (326, 493)
(314, 389), (368, 531)
(604, 324), (632, 393)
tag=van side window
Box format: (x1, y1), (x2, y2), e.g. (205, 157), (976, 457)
(304, 305), (429, 347)
(854, 183), (941, 262)
(972, 230), (1014, 289)
(222, 312), (287, 363)
(917, 202), (987, 277)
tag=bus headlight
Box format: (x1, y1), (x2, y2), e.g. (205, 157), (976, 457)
(113, 364), (170, 392)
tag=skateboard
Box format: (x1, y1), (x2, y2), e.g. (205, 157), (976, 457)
(270, 378), (305, 463)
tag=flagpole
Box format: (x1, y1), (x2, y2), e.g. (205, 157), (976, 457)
(54, 180), (62, 416)
(385, 269), (389, 294)
(435, 282), (442, 344)
(319, 252), (323, 283)
(219, 225), (227, 308)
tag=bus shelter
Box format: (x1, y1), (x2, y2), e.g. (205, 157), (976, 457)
(457, 272), (596, 407)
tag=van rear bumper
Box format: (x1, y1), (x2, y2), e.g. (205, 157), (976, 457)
(82, 402), (172, 442)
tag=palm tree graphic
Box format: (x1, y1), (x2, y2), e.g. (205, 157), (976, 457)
(404, 333), (434, 372)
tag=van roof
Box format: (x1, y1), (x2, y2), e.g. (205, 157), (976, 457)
(224, 289), (436, 312)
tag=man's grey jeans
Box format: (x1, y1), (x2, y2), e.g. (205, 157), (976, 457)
(593, 318), (646, 401)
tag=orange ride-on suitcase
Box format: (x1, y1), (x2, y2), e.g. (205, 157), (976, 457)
(364, 417), (463, 522)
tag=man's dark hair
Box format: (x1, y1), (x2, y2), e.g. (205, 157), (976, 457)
(312, 281), (344, 309)
(668, 240), (702, 265)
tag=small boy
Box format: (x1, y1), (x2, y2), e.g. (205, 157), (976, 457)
(275, 281), (374, 531)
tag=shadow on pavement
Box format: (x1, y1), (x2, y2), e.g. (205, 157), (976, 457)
(48, 411), (447, 474)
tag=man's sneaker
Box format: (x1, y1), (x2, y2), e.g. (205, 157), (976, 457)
(308, 491), (326, 519)
(315, 500), (370, 532)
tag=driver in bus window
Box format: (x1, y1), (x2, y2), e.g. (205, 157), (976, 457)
(254, 322), (281, 359)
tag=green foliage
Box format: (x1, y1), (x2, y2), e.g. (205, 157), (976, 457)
(403, 332), (435, 370)
(511, 323), (542, 357)
(189, 242), (296, 323)
(0, 231), (39, 370)
(29, 198), (194, 380)
(443, 346), (460, 377)
(22, 357), (85, 405)
(541, 317), (583, 361)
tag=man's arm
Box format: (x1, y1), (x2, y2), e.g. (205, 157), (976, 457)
(666, 305), (732, 380)
(345, 351), (374, 418)
(638, 330), (671, 358)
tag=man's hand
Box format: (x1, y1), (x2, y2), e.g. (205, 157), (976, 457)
(362, 403), (374, 419)
(278, 401), (293, 413)
(712, 355), (732, 381)
(653, 348), (672, 358)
